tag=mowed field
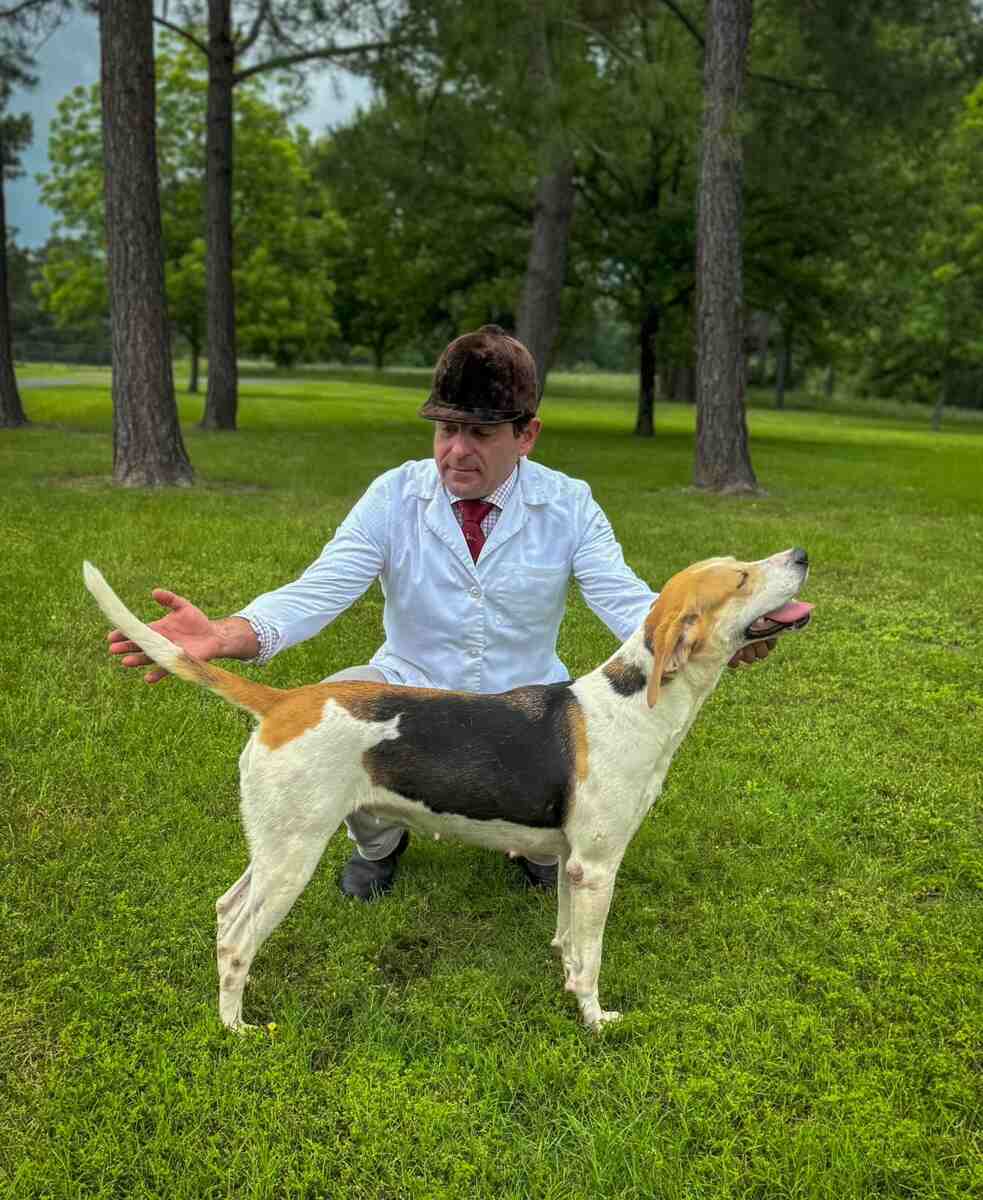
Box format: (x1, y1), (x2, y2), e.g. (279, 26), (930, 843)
(2, 369), (981, 1199)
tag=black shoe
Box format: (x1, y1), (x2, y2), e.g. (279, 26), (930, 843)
(340, 832), (410, 900)
(513, 856), (558, 892)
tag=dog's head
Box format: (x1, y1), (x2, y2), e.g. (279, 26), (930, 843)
(643, 548), (812, 707)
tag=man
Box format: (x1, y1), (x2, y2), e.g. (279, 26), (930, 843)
(108, 325), (772, 898)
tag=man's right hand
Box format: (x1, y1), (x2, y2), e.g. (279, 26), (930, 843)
(107, 589), (231, 684)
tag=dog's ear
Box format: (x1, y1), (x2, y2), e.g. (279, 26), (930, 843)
(645, 609), (700, 708)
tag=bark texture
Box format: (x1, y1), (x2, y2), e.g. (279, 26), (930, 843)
(515, 0), (574, 398)
(694, 0), (757, 492)
(635, 303), (660, 437)
(100, 0), (193, 486)
(200, 0), (238, 430)
(517, 161), (575, 395)
(0, 167), (28, 427)
(188, 333), (201, 393)
(775, 327), (791, 409)
(657, 364), (695, 403)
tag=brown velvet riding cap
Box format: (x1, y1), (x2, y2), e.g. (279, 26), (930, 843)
(418, 325), (539, 425)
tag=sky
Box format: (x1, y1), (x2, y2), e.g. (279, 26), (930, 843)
(6, 9), (371, 248)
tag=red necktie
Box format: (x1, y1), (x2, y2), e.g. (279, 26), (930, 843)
(456, 499), (494, 562)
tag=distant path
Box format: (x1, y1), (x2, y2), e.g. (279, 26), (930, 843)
(19, 377), (96, 388)
(18, 375), (323, 390)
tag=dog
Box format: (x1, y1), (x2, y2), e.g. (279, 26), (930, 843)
(83, 548), (812, 1031)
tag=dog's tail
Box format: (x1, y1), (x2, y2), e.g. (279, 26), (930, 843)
(83, 561), (284, 717)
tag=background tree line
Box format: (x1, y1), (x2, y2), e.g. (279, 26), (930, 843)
(2, 0), (982, 481)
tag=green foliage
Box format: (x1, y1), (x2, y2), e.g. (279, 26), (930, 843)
(5, 241), (110, 363)
(574, 3), (702, 331)
(914, 82), (983, 362)
(36, 34), (345, 365)
(315, 0), (637, 366)
(16, 0), (983, 401)
(313, 91), (532, 366)
(757, 2), (983, 396)
(2, 369), (981, 1198)
(833, 76), (983, 406)
(0, 109), (31, 181)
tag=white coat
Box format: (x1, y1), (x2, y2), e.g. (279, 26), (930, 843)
(238, 458), (657, 692)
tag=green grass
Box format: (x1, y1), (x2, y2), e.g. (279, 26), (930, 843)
(2, 370), (981, 1199)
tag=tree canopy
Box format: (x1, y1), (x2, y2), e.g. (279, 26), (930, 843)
(38, 34), (346, 391)
(16, 0), (983, 444)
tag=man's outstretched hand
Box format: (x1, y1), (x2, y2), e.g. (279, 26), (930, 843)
(107, 589), (226, 684)
(728, 638), (778, 669)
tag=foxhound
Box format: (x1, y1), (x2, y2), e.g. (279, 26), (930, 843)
(83, 549), (812, 1031)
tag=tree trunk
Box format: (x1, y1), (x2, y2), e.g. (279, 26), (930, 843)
(0, 168), (28, 428)
(824, 363), (835, 400)
(200, 0), (237, 430)
(517, 161), (575, 394)
(693, 0), (757, 493)
(775, 328), (791, 409)
(753, 311), (769, 384)
(931, 363), (948, 432)
(515, 0), (574, 398)
(188, 333), (200, 393)
(99, 0), (193, 487)
(635, 303), (660, 437)
(674, 364), (696, 403)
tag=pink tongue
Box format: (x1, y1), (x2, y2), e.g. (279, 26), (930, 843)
(758, 601), (813, 626)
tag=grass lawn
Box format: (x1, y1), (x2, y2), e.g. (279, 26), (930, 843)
(2, 370), (981, 1199)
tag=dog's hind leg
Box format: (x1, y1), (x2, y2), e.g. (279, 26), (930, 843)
(215, 865), (255, 1027)
(216, 865), (252, 944)
(216, 802), (348, 1031)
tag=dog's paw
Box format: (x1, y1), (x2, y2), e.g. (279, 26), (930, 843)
(587, 1009), (622, 1032)
(224, 1017), (269, 1036)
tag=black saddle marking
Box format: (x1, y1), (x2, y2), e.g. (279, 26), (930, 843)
(362, 682), (581, 828)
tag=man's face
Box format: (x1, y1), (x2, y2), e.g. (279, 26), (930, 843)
(433, 418), (542, 499)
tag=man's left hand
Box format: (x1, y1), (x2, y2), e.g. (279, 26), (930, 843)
(728, 638), (778, 668)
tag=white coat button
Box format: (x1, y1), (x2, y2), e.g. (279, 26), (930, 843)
(470, 587), (481, 598)
(470, 647), (480, 658)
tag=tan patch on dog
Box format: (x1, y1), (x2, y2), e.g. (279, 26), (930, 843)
(643, 559), (761, 706)
(257, 684), (336, 750)
(260, 681), (474, 750)
(567, 699), (589, 782)
(174, 656), (285, 716)
(645, 558), (761, 649)
(319, 681), (388, 720)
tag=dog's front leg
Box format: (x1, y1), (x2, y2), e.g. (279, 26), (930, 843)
(551, 851), (573, 979)
(563, 859), (621, 1030)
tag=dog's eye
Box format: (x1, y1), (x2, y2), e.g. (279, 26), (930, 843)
(736, 571), (748, 589)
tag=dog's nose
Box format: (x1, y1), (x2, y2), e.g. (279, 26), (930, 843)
(791, 547), (809, 567)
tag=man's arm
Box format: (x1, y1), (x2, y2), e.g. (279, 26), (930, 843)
(108, 592), (260, 684)
(235, 477), (390, 662)
(108, 471), (393, 683)
(571, 494), (774, 667)
(571, 501), (658, 640)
